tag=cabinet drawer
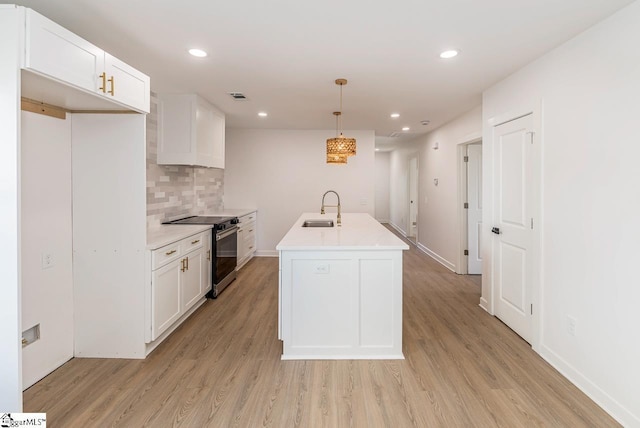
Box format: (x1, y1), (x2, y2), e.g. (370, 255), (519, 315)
(152, 242), (181, 270)
(238, 212), (256, 225)
(182, 232), (206, 253)
(244, 229), (256, 254)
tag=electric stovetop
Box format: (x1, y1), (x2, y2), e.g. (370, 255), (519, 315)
(163, 216), (235, 225)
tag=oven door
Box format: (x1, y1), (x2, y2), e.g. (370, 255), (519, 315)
(214, 226), (237, 284)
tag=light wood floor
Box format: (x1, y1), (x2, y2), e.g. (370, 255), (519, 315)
(24, 231), (619, 427)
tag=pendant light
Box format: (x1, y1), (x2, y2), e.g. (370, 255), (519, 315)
(326, 78), (356, 163)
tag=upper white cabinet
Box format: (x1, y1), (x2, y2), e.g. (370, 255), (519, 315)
(24, 9), (150, 113)
(157, 94), (225, 169)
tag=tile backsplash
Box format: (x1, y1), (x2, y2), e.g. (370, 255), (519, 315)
(146, 93), (224, 229)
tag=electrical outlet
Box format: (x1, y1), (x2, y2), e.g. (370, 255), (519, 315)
(360, 198), (367, 206)
(42, 252), (54, 269)
(567, 316), (577, 336)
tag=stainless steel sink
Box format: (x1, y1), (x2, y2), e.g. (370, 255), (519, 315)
(302, 219), (334, 227)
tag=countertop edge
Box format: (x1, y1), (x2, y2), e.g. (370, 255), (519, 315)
(276, 212), (410, 251)
(146, 225), (213, 250)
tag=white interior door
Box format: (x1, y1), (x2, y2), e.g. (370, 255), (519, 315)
(492, 114), (534, 343)
(467, 143), (483, 274)
(408, 156), (418, 238)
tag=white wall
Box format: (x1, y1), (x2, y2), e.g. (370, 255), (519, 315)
(0, 5), (23, 411)
(224, 129), (375, 253)
(389, 107), (481, 271)
(483, 2), (640, 424)
(21, 111), (74, 388)
(374, 152), (390, 222)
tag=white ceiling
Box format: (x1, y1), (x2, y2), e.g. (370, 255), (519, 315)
(8, 0), (635, 148)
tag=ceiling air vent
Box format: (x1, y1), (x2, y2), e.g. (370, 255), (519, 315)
(228, 92), (247, 100)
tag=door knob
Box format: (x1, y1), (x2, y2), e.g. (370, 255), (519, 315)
(491, 227), (501, 235)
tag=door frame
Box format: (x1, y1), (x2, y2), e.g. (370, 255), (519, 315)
(456, 133), (482, 275)
(484, 103), (543, 351)
(407, 153), (419, 241)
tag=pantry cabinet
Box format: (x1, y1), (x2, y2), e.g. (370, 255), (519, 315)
(157, 93), (225, 168)
(24, 8), (150, 113)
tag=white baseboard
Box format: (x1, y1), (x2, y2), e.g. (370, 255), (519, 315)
(479, 297), (490, 313)
(416, 242), (456, 272)
(388, 222), (407, 237)
(538, 344), (639, 427)
(376, 218), (390, 223)
(256, 250), (278, 257)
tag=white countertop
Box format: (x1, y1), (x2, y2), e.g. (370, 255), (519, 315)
(276, 213), (409, 251)
(147, 224), (212, 250)
(146, 208), (256, 250)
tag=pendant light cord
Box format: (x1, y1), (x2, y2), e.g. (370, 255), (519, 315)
(339, 83), (343, 135)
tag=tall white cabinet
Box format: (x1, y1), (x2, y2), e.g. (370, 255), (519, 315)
(71, 114), (148, 359)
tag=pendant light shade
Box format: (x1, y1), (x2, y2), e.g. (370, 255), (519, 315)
(326, 152), (348, 164)
(326, 79), (356, 164)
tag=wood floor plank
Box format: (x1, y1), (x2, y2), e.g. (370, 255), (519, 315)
(23, 233), (620, 427)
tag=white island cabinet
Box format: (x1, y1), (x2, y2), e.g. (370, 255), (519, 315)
(277, 213), (409, 360)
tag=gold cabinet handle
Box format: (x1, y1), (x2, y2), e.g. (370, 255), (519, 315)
(186, 256), (189, 270)
(165, 249), (176, 256)
(181, 258), (186, 272)
(191, 239), (200, 244)
(249, 246), (254, 250)
(99, 72), (107, 93)
(207, 250), (211, 261)
(249, 229), (253, 233)
(108, 76), (115, 96)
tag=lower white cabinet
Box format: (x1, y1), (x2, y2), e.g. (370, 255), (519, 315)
(151, 260), (182, 338)
(150, 230), (210, 341)
(237, 211), (257, 269)
(181, 247), (203, 312)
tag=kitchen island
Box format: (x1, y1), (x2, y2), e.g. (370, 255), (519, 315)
(276, 213), (409, 360)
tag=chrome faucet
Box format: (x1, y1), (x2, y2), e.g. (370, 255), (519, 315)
(321, 190), (341, 226)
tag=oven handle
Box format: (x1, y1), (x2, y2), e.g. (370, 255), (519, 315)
(216, 226), (237, 241)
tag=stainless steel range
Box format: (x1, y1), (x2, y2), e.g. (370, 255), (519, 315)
(163, 216), (238, 298)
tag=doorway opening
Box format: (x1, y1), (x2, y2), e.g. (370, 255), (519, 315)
(457, 136), (482, 276)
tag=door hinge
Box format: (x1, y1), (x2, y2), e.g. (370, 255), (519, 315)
(530, 304), (533, 315)
(464, 202), (469, 209)
(531, 218), (534, 229)
(463, 156), (469, 162)
(464, 250), (469, 256)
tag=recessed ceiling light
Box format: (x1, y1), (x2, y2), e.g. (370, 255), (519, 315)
(402, 127), (410, 131)
(258, 112), (268, 117)
(188, 48), (207, 58)
(440, 49), (459, 59)
(390, 113), (400, 118)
